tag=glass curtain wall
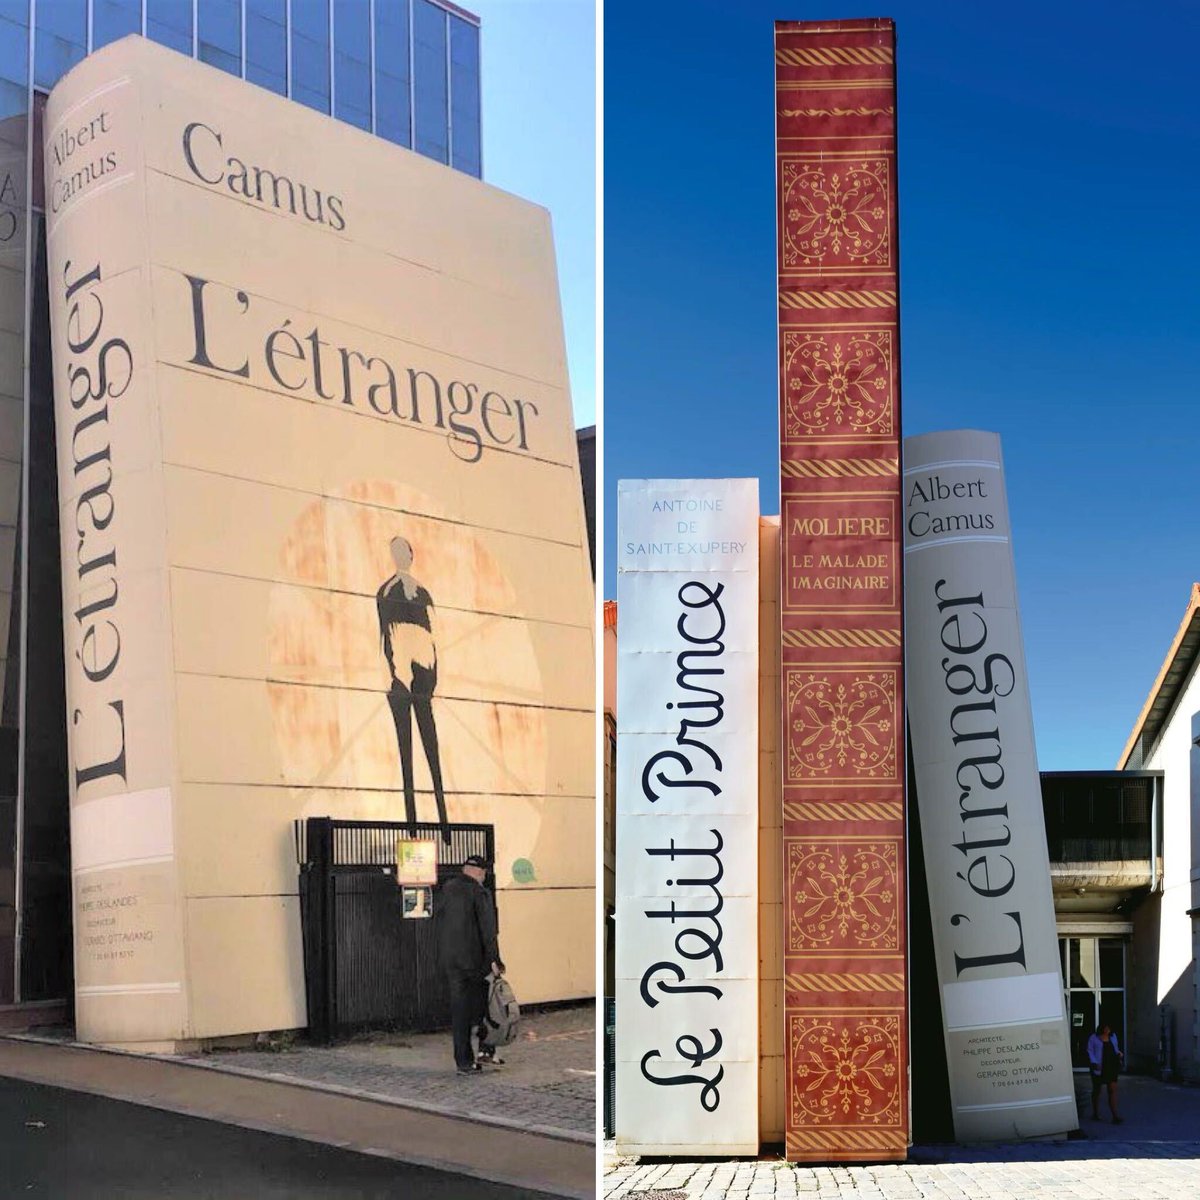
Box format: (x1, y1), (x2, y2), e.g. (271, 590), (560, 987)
(3, 0), (480, 1008)
(33, 1), (481, 173)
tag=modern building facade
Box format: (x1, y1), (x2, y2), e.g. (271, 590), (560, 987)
(1044, 770), (1163, 1074)
(1117, 583), (1200, 1081)
(0, 1), (495, 1016)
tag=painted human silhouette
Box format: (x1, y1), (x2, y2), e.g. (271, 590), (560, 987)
(377, 536), (450, 843)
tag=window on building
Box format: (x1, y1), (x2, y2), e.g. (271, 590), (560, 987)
(333, 0), (371, 132)
(198, 0), (242, 77)
(92, 0), (142, 51)
(34, 0), (86, 92)
(0, 0), (28, 119)
(147, 0), (193, 56)
(413, 0), (447, 164)
(292, 0), (331, 115)
(245, 0), (286, 95)
(373, 0), (411, 148)
(449, 15), (479, 177)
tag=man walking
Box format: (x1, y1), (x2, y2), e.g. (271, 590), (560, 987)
(435, 854), (504, 1074)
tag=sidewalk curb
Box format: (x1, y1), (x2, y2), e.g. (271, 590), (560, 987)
(0, 1036), (594, 1199)
(3, 1032), (594, 1146)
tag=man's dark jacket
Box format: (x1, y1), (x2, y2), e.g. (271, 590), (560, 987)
(435, 873), (500, 973)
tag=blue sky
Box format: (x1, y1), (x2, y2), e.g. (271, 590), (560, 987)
(473, 0), (595, 429)
(604, 0), (1200, 769)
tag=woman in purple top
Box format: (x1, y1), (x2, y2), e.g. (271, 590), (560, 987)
(1086, 1023), (1124, 1123)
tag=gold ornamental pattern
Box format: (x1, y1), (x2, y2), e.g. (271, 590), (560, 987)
(779, 107), (896, 118)
(787, 1013), (902, 1128)
(786, 839), (899, 951)
(783, 329), (893, 438)
(786, 668), (897, 781)
(781, 157), (891, 270)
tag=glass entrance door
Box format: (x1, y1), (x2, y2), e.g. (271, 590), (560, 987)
(1068, 991), (1096, 1069)
(1060, 936), (1126, 1069)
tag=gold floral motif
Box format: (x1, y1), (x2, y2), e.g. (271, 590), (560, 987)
(783, 330), (892, 437)
(787, 840), (899, 951)
(780, 107), (895, 118)
(786, 669), (896, 780)
(788, 1014), (902, 1127)
(781, 158), (890, 268)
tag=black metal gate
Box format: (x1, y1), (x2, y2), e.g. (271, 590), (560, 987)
(297, 817), (495, 1043)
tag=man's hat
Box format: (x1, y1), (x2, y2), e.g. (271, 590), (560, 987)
(463, 854), (489, 869)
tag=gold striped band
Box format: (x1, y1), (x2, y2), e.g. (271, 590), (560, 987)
(776, 79), (890, 91)
(787, 1128), (906, 1152)
(782, 456), (898, 479)
(782, 627), (900, 649)
(776, 46), (893, 66)
(784, 799), (904, 823)
(780, 290), (896, 309)
(786, 972), (905, 993)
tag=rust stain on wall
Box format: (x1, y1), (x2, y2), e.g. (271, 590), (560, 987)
(265, 480), (549, 835)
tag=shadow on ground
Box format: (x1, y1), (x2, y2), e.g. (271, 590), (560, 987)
(905, 1075), (1200, 1163)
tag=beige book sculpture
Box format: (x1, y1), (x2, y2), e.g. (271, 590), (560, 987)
(45, 35), (593, 1050)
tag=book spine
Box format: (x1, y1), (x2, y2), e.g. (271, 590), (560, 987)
(904, 429), (1077, 1141)
(775, 17), (909, 1162)
(44, 59), (188, 1045)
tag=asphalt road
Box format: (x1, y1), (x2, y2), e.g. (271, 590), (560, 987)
(0, 1075), (568, 1199)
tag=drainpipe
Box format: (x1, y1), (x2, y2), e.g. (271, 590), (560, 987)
(1150, 772), (1160, 892)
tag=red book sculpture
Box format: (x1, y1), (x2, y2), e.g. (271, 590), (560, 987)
(776, 17), (909, 1163)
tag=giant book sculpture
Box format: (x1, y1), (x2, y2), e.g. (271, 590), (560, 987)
(903, 429), (1076, 1140)
(45, 35), (593, 1049)
(614, 478), (760, 1156)
(776, 17), (909, 1162)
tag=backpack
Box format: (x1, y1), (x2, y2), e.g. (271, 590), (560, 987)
(485, 972), (521, 1047)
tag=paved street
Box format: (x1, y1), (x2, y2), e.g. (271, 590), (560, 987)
(0, 1036), (593, 1198)
(181, 1002), (596, 1140)
(0, 1076), (562, 1198)
(605, 1076), (1200, 1199)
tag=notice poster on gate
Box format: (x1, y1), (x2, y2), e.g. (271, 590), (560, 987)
(614, 478), (760, 1157)
(903, 430), (1077, 1141)
(396, 840), (439, 886)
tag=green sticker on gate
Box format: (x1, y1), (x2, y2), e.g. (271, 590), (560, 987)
(512, 858), (536, 884)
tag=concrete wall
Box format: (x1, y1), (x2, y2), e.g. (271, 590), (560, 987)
(1143, 648), (1200, 1080)
(1128, 893), (1163, 1073)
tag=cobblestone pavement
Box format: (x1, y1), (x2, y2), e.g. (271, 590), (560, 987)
(604, 1147), (1200, 1200)
(605, 1077), (1200, 1199)
(183, 1002), (595, 1140)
